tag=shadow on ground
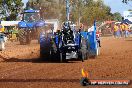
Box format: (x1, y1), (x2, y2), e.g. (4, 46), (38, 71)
(0, 78), (79, 83)
(2, 57), (82, 63)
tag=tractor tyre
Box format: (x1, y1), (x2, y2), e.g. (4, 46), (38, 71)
(40, 35), (57, 61)
(78, 51), (85, 62)
(58, 52), (66, 63)
(86, 51), (89, 60)
(40, 42), (49, 59)
(49, 39), (58, 61)
(40, 50), (50, 61)
(60, 52), (63, 63)
(40, 44), (51, 61)
(18, 29), (27, 45)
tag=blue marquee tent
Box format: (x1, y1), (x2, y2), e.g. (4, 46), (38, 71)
(121, 19), (132, 24)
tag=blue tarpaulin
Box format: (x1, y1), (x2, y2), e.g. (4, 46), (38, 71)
(121, 19), (132, 24)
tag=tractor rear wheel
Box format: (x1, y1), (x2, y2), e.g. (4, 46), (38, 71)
(18, 29), (31, 45)
(19, 28), (27, 45)
(40, 34), (57, 61)
(58, 52), (66, 63)
(60, 52), (63, 62)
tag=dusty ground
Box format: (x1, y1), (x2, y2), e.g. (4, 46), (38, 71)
(0, 37), (131, 88)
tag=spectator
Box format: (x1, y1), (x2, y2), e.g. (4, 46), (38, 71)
(117, 23), (121, 38)
(96, 30), (101, 47)
(113, 24), (118, 38)
(120, 23), (125, 37)
(124, 23), (129, 38)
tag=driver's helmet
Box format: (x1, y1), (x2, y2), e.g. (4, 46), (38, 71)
(62, 21), (71, 30)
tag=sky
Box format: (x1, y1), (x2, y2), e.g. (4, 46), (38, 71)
(22, 0), (132, 16)
(103, 0), (132, 16)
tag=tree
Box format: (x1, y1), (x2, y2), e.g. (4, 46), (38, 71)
(72, 0), (113, 26)
(122, 0), (132, 4)
(26, 0), (62, 20)
(128, 9), (132, 11)
(0, 0), (24, 20)
(113, 12), (122, 21)
(25, 0), (113, 26)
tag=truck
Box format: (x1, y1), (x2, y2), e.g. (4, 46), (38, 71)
(18, 9), (45, 44)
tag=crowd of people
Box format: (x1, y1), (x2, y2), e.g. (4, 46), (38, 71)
(114, 22), (131, 38)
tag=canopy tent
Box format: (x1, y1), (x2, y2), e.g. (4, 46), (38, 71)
(121, 19), (132, 24)
(1, 21), (21, 26)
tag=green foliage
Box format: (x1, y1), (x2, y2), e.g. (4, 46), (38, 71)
(113, 12), (122, 22)
(0, 0), (24, 20)
(122, 0), (128, 3)
(25, 0), (116, 26)
(26, 0), (62, 20)
(70, 0), (113, 26)
(128, 9), (132, 11)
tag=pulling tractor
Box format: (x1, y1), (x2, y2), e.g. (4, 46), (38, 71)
(39, 21), (100, 62)
(18, 9), (45, 45)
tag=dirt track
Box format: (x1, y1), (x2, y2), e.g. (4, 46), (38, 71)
(0, 37), (131, 88)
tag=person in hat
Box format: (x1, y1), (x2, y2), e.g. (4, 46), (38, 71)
(124, 23), (129, 38)
(120, 23), (125, 37)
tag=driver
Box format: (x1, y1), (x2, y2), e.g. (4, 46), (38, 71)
(29, 15), (35, 21)
(62, 22), (74, 44)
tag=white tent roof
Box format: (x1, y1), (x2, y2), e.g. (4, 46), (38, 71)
(1, 21), (21, 26)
